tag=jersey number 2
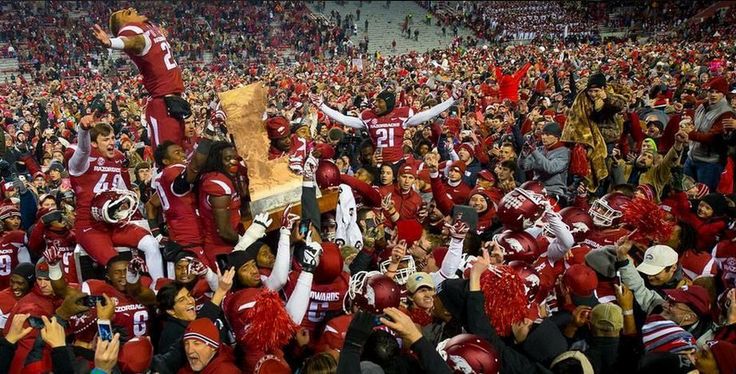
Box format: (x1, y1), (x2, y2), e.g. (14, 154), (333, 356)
(160, 41), (178, 70)
(375, 128), (395, 147)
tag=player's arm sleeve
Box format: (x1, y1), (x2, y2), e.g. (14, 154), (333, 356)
(285, 271), (314, 325)
(431, 236), (463, 287)
(17, 244), (31, 265)
(544, 210), (574, 262)
(318, 103), (365, 129)
(301, 181), (321, 233)
(340, 174), (382, 207)
(405, 98), (455, 126)
(264, 229), (292, 292)
(117, 25), (152, 56)
(430, 172), (455, 215)
(68, 128), (91, 176)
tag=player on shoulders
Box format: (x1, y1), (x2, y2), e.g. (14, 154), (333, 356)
(311, 86), (462, 164)
(69, 114), (164, 280)
(91, 8), (188, 149)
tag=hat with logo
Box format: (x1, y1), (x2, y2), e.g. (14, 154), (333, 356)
(664, 285), (711, 317)
(636, 245), (678, 276)
(406, 272), (435, 294)
(266, 116), (290, 140)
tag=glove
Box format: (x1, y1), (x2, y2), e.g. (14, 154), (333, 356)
(126, 255), (148, 283)
(451, 85), (463, 100)
(187, 258), (208, 277)
(447, 220), (470, 241)
(280, 204), (300, 231)
(309, 93), (324, 107)
(234, 212), (272, 252)
(300, 232), (322, 273)
(12, 179), (27, 195)
(43, 244), (64, 265)
(303, 154), (318, 182)
(288, 155), (304, 175)
(344, 311), (374, 348)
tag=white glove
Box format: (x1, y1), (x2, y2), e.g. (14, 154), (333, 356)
(309, 93), (324, 107)
(303, 154), (318, 182)
(289, 155), (304, 175)
(234, 212), (273, 252)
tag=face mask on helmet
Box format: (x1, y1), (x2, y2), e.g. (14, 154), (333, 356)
(589, 197), (625, 227)
(91, 189), (138, 224)
(344, 271), (400, 314)
(378, 255), (416, 285)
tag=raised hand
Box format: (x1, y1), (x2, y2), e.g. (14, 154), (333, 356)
(42, 244), (64, 265)
(446, 220), (470, 240)
(128, 255), (148, 277)
(253, 212), (273, 229)
(280, 204), (300, 230)
(187, 257), (208, 277)
(91, 24), (111, 48)
(309, 93), (324, 107)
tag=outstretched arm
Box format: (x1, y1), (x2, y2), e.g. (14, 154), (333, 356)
(91, 24), (148, 55)
(405, 97), (456, 126)
(315, 100), (365, 129)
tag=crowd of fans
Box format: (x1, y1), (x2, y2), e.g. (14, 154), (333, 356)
(3, 1), (736, 374)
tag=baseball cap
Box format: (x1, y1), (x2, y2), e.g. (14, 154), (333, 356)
(591, 303), (623, 333)
(636, 245), (678, 276)
(406, 272), (434, 294)
(664, 285), (711, 317)
(399, 164), (417, 177)
(563, 264), (599, 307)
(35, 258), (50, 279)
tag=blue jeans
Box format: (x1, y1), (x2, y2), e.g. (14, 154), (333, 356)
(684, 157), (723, 192)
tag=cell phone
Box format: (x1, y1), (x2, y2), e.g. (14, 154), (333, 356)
(80, 295), (107, 308)
(299, 219), (312, 237)
(452, 205), (478, 232)
(215, 254), (229, 273)
(98, 320), (113, 341)
(28, 316), (44, 329)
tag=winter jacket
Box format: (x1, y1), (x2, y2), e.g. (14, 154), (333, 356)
(610, 144), (683, 200)
(519, 142), (570, 198)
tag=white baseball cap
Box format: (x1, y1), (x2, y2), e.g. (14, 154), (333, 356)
(636, 245), (678, 275)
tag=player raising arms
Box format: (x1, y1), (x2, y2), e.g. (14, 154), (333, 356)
(310, 86), (462, 164)
(69, 114), (164, 280)
(91, 8), (189, 149)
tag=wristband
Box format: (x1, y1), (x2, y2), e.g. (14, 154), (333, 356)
(622, 310), (633, 316)
(109, 37), (125, 50)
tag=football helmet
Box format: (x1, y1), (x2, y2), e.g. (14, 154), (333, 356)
(379, 255), (416, 285)
(544, 207), (594, 243)
(90, 189), (138, 224)
(314, 242), (344, 285)
(520, 180), (547, 195)
(507, 261), (542, 303)
(494, 230), (542, 263)
(589, 192), (631, 227)
(497, 188), (546, 231)
(344, 271), (400, 314)
(437, 334), (500, 374)
(316, 160), (341, 189)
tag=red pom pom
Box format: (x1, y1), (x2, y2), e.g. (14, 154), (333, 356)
(621, 197), (675, 243)
(479, 266), (528, 337)
(242, 290), (298, 352)
(569, 144), (590, 177)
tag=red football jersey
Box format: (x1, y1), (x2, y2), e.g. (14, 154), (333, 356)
(198, 172), (241, 258)
(361, 106), (413, 163)
(82, 280), (150, 340)
(283, 271), (349, 333)
(118, 22), (184, 97)
(70, 149), (129, 226)
(153, 164), (202, 246)
(0, 231), (28, 290)
(581, 228), (630, 250)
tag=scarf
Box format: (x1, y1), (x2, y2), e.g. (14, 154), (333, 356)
(335, 183), (363, 249)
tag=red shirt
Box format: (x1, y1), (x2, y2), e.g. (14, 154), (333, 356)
(0, 287), (21, 329)
(582, 227), (630, 250)
(118, 22), (184, 97)
(70, 149), (129, 226)
(82, 279), (150, 340)
(361, 106), (413, 163)
(153, 164), (202, 246)
(0, 231), (27, 289)
(283, 271), (349, 334)
(198, 172), (241, 259)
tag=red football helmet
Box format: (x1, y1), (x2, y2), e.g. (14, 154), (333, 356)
(494, 230), (542, 263)
(438, 334), (500, 374)
(544, 207), (594, 243)
(589, 192), (631, 227)
(90, 189), (138, 224)
(507, 261), (542, 303)
(316, 160), (341, 189)
(314, 242), (344, 285)
(520, 180), (547, 195)
(497, 188), (546, 231)
(345, 271), (400, 314)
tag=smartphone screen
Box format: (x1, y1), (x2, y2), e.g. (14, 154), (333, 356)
(98, 321), (113, 341)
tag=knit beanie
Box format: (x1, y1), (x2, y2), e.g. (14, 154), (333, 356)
(642, 319), (697, 353)
(12, 262), (35, 287)
(700, 193), (728, 217)
(376, 91), (396, 113)
(587, 73), (607, 90)
(184, 318), (220, 349)
(228, 240), (263, 270)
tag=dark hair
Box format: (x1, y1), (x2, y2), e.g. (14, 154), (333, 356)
(154, 141), (177, 169)
(157, 282), (186, 315)
(551, 357), (584, 374)
(200, 141), (235, 175)
(361, 330), (400, 370)
(499, 159), (517, 172)
(90, 123), (114, 142)
(302, 352), (337, 374)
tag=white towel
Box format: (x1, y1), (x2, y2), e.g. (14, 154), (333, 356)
(335, 184), (363, 250)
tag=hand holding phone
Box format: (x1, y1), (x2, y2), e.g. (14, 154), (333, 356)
(97, 320), (113, 341)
